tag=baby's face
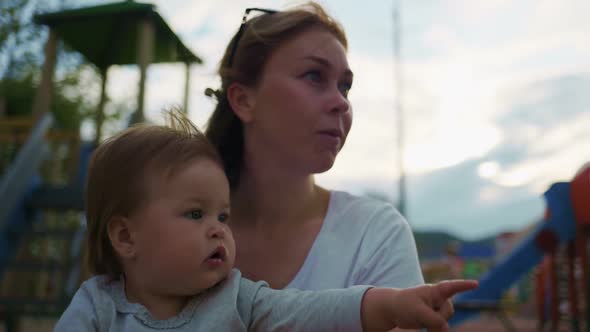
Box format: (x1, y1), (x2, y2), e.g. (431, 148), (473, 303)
(128, 158), (235, 296)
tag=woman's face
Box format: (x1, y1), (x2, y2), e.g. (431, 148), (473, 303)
(244, 27), (353, 175)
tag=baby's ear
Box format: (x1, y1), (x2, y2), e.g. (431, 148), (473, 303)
(107, 216), (136, 259)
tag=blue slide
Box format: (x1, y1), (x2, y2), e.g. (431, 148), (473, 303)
(450, 182), (577, 325)
(0, 113), (94, 278)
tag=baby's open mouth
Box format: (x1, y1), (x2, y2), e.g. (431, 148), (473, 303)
(207, 246), (227, 262)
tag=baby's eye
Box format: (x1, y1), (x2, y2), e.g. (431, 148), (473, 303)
(304, 70), (322, 83)
(185, 209), (203, 220)
(218, 213), (230, 223)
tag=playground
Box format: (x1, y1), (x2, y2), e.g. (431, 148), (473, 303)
(1, 1), (589, 331)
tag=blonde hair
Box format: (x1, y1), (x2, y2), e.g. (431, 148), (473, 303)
(206, 2), (347, 188)
(85, 110), (222, 278)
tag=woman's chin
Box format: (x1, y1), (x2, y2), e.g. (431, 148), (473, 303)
(309, 158), (337, 174)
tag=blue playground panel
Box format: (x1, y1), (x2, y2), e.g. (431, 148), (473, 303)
(450, 182), (576, 325)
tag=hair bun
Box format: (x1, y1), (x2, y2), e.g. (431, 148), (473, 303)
(204, 87), (222, 100)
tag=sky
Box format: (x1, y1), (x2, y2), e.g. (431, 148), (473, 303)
(81, 0), (589, 240)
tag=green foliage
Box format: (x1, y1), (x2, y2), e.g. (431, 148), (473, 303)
(0, 0), (44, 80)
(0, 74), (35, 116)
(0, 0), (129, 130)
(0, 67), (99, 129)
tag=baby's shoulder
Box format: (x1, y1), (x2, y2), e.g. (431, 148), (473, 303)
(72, 275), (122, 313)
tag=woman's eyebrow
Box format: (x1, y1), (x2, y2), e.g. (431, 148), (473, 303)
(302, 55), (353, 77)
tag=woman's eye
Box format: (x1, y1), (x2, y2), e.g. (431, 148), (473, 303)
(338, 82), (352, 97)
(185, 210), (203, 220)
(304, 70), (322, 83)
(218, 213), (229, 223)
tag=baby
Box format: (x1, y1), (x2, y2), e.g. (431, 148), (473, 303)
(54, 112), (477, 331)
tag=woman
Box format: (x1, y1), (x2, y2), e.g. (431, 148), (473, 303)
(205, 2), (423, 293)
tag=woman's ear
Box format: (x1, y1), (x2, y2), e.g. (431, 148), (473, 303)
(107, 216), (136, 260)
(227, 82), (255, 123)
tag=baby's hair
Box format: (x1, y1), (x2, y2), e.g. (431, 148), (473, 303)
(84, 108), (222, 279)
(165, 108), (200, 136)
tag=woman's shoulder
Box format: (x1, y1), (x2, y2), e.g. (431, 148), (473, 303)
(296, 190), (422, 289)
(327, 190), (408, 231)
(330, 190), (398, 210)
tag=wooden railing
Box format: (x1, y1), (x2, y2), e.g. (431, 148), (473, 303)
(0, 116), (80, 183)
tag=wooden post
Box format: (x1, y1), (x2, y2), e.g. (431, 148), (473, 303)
(568, 242), (580, 332)
(535, 260), (546, 331)
(183, 62), (191, 113)
(95, 67), (108, 144)
(32, 28), (58, 120)
(131, 19), (154, 124)
(549, 254), (559, 331)
(0, 96), (6, 117)
(580, 231), (590, 332)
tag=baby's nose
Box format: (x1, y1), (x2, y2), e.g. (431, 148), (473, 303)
(207, 223), (225, 238)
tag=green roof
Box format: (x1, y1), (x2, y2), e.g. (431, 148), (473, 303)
(34, 1), (202, 68)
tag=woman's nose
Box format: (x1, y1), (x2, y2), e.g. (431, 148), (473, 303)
(327, 86), (350, 114)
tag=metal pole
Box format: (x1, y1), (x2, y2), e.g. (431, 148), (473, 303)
(393, 1), (407, 217)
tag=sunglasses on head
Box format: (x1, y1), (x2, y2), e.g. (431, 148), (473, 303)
(227, 8), (278, 68)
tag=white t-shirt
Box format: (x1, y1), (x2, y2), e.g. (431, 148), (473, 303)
(287, 190), (424, 290)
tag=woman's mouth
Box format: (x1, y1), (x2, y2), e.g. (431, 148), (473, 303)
(317, 129), (342, 148)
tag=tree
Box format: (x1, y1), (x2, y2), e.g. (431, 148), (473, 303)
(0, 0), (128, 130)
(0, 0), (43, 81)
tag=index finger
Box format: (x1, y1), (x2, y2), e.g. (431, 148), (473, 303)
(435, 280), (479, 299)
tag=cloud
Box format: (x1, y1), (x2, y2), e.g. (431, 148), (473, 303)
(406, 159), (545, 239)
(497, 74), (590, 129)
(487, 74), (590, 192)
(321, 158), (546, 240)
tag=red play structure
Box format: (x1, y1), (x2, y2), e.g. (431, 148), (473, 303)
(451, 162), (590, 332)
(535, 163), (590, 332)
